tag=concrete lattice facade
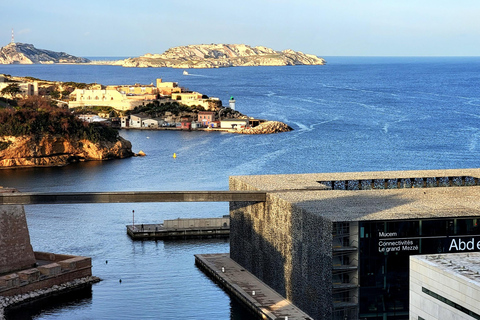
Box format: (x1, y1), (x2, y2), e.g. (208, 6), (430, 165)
(230, 178), (334, 319)
(229, 169), (480, 320)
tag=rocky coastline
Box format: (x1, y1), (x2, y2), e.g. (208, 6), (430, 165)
(0, 135), (134, 168)
(0, 42), (325, 68)
(0, 276), (101, 320)
(0, 43), (90, 65)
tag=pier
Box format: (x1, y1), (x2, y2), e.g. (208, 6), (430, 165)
(127, 217), (230, 240)
(195, 253), (313, 320)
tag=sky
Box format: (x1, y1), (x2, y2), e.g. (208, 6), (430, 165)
(1, 0), (479, 57)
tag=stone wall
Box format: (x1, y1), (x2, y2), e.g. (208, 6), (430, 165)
(230, 177), (333, 320)
(0, 204), (36, 274)
(0, 253), (92, 297)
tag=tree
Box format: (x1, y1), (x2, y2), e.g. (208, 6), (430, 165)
(50, 90), (61, 99)
(1, 83), (21, 98)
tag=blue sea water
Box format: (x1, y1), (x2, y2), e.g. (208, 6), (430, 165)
(1, 57), (480, 319)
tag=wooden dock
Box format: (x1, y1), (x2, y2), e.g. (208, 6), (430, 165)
(127, 217), (230, 240)
(195, 253), (313, 320)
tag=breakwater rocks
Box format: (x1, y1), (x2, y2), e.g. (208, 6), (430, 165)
(238, 121), (293, 134)
(0, 276), (101, 320)
(0, 135), (134, 168)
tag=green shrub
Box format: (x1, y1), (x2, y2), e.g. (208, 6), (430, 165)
(0, 96), (119, 143)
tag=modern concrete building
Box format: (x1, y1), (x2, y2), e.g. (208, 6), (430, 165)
(410, 252), (480, 320)
(229, 169), (480, 320)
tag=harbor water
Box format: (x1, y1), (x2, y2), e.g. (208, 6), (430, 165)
(1, 57), (480, 319)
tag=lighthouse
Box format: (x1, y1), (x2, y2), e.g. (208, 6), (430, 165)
(229, 96), (236, 110)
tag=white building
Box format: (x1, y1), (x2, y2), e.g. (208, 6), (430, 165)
(220, 119), (249, 129)
(69, 89), (151, 111)
(77, 114), (107, 123)
(410, 252), (480, 320)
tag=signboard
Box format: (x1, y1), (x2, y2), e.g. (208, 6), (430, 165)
(377, 231), (480, 254)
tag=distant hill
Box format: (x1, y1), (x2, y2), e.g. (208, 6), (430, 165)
(112, 44), (326, 68)
(0, 42), (90, 64)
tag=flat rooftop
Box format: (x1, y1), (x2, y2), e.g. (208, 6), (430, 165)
(412, 252), (480, 285)
(230, 168), (480, 221)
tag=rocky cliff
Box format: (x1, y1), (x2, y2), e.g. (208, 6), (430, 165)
(0, 43), (90, 64)
(113, 44), (325, 68)
(0, 135), (133, 168)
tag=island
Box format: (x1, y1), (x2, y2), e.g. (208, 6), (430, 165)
(0, 42), (325, 68)
(109, 44), (326, 68)
(0, 42), (90, 64)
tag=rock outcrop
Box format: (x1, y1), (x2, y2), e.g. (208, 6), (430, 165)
(0, 43), (90, 65)
(237, 121), (293, 134)
(0, 135), (133, 168)
(113, 44), (325, 68)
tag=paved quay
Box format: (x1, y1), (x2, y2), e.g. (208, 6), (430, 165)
(195, 253), (313, 320)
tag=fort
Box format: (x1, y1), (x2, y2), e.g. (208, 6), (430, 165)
(0, 188), (97, 317)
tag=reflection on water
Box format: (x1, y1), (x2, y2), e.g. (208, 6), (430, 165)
(5, 286), (93, 320)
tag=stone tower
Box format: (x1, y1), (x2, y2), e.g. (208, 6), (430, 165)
(0, 189), (36, 274)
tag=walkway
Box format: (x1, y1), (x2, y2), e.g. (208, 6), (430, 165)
(195, 253), (313, 320)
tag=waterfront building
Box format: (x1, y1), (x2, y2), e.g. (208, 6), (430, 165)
(410, 252), (480, 320)
(228, 169), (480, 319)
(141, 117), (161, 128)
(220, 118), (249, 129)
(198, 111), (216, 127)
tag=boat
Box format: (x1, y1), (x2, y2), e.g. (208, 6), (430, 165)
(183, 70), (188, 75)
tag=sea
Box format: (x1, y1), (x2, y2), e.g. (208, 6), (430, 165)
(1, 56), (480, 319)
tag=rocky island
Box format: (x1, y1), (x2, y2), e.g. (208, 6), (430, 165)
(111, 44), (326, 68)
(0, 42), (90, 64)
(0, 42), (324, 69)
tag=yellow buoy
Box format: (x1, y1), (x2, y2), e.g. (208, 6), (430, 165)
(173, 153), (177, 159)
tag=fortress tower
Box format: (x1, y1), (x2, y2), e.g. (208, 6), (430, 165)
(0, 189), (36, 274)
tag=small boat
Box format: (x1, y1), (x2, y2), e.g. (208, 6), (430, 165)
(183, 70), (188, 75)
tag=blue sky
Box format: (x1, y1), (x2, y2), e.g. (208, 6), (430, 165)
(1, 0), (479, 57)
